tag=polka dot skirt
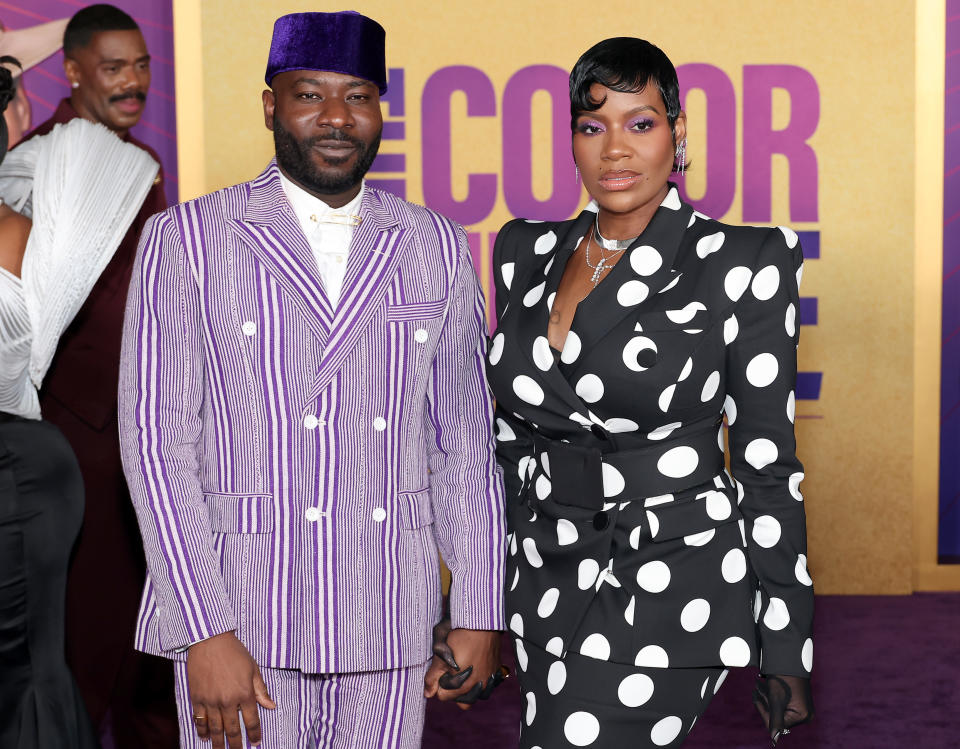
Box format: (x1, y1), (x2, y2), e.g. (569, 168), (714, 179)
(515, 635), (726, 748)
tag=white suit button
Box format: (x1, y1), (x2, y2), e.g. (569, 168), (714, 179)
(305, 507), (321, 522)
(373, 417), (387, 431)
(241, 321), (257, 336)
(303, 415), (319, 429)
(372, 507), (387, 522)
(414, 328), (429, 343)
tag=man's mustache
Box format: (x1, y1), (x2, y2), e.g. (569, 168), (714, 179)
(109, 91), (147, 103)
(305, 129), (363, 148)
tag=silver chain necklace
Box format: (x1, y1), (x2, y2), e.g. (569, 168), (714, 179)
(584, 214), (638, 286)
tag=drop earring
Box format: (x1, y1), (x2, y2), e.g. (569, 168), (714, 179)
(575, 165), (581, 184)
(675, 140), (686, 175)
(71, 81), (79, 89)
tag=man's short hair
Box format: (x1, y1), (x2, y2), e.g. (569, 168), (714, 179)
(63, 4), (139, 56)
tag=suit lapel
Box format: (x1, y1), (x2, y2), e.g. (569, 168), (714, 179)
(229, 162), (334, 344)
(509, 211), (595, 420)
(571, 185), (693, 360)
(308, 188), (412, 398)
(508, 186), (694, 425)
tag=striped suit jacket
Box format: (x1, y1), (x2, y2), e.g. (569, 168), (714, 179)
(119, 161), (506, 674)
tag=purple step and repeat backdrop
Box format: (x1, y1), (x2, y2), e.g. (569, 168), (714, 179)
(4, 0), (178, 206)
(943, 3), (960, 560)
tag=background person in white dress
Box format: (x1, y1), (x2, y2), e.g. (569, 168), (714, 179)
(0, 76), (157, 745)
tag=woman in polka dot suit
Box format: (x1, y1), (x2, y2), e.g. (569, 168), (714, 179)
(486, 38), (814, 748)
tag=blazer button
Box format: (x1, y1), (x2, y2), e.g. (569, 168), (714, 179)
(373, 417), (387, 431)
(372, 507), (387, 522)
(303, 414), (319, 429)
(414, 328), (429, 343)
(241, 321), (257, 336)
(305, 507), (322, 522)
(592, 511), (609, 531)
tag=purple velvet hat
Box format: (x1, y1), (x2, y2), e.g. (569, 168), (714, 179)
(264, 11), (387, 93)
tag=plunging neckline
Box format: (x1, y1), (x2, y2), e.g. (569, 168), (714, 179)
(545, 227), (633, 359)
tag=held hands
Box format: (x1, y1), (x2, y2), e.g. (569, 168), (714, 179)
(423, 618), (506, 710)
(753, 674), (814, 747)
(187, 631), (277, 749)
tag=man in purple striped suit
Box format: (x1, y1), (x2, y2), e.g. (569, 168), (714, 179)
(119, 11), (506, 749)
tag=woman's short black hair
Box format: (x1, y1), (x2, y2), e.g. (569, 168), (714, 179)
(569, 37), (681, 134)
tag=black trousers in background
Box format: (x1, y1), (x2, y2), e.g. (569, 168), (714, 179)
(0, 414), (99, 748)
(40, 396), (179, 749)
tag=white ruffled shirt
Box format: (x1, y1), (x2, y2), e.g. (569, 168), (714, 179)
(279, 173), (364, 308)
(0, 119), (158, 419)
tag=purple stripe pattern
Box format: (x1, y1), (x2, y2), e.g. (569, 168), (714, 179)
(12, 0), (178, 205)
(174, 660), (429, 747)
(119, 161), (506, 674)
(941, 1), (960, 556)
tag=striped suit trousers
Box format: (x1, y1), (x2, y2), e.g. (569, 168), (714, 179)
(174, 661), (429, 749)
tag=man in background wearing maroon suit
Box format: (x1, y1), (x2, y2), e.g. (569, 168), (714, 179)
(18, 4), (178, 746)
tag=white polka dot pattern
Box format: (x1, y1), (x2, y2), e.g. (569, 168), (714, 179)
(547, 660), (566, 694)
(564, 711), (600, 746)
(617, 280), (650, 306)
(580, 633), (611, 661)
(696, 231), (724, 258)
(534, 231), (557, 254)
(617, 673), (655, 707)
(635, 645), (669, 668)
(630, 245), (663, 276)
(537, 587), (559, 618)
(488, 204), (813, 690)
(650, 716), (683, 746)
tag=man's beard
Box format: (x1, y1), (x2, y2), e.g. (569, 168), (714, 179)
(273, 121), (381, 196)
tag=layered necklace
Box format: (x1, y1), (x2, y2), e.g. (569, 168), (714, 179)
(584, 213), (638, 286)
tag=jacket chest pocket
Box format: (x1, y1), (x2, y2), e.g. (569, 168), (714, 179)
(385, 300), (447, 360)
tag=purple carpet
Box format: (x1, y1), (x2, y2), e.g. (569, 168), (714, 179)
(423, 593), (960, 748)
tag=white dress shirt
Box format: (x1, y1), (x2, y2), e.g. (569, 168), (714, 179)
(279, 173), (364, 308)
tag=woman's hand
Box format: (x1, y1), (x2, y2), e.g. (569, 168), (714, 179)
(423, 618), (505, 710)
(753, 674), (813, 746)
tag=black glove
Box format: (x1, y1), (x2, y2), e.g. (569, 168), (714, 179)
(431, 617), (509, 704)
(431, 617), (459, 671)
(753, 674), (814, 746)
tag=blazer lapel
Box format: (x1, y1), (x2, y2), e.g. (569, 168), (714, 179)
(228, 161), (334, 344)
(571, 185), (693, 360)
(307, 188), (412, 398)
(508, 211), (596, 421)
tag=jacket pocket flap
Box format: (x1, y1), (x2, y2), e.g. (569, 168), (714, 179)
(645, 490), (741, 543)
(386, 300), (447, 322)
(204, 492), (274, 533)
(399, 488), (434, 529)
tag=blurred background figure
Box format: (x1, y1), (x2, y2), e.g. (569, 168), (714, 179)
(0, 18), (68, 148)
(0, 60), (158, 747)
(13, 4), (178, 747)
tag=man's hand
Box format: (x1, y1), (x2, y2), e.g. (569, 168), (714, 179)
(423, 626), (501, 711)
(187, 631), (277, 748)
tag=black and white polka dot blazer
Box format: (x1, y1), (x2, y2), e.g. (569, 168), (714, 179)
(486, 185), (814, 678)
